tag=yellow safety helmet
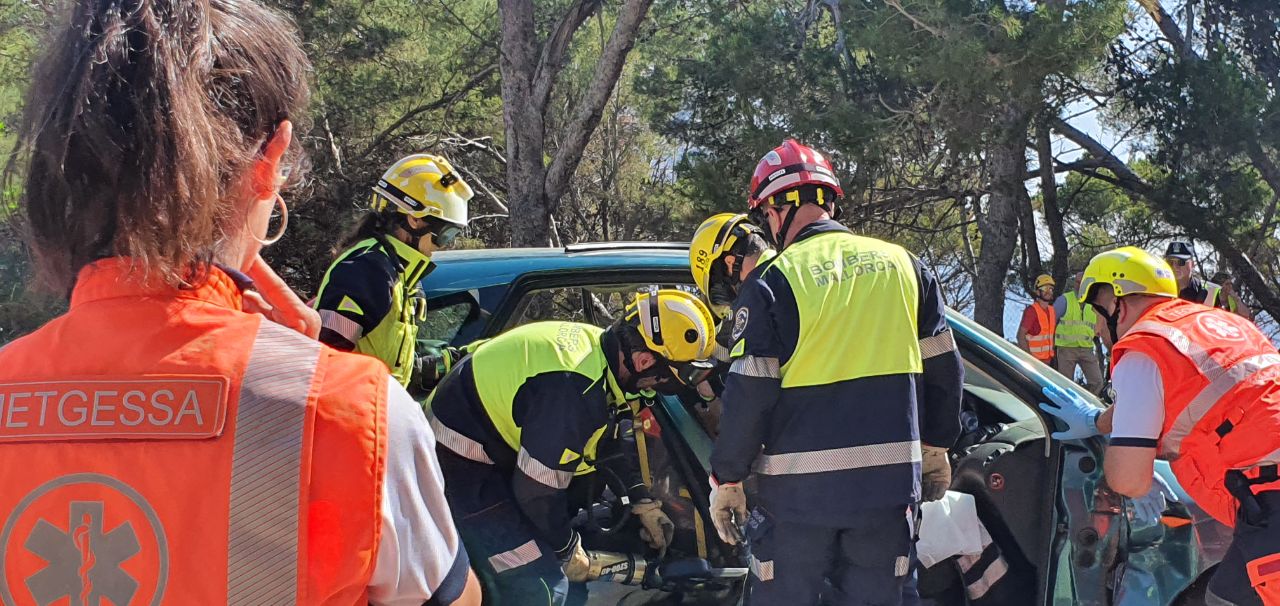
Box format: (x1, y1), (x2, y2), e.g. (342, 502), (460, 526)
(689, 213), (766, 317)
(1034, 274), (1055, 290)
(624, 288), (717, 363)
(1078, 246), (1178, 303)
(371, 154), (474, 226)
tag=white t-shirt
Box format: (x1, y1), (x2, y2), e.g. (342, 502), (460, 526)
(369, 377), (469, 605)
(1109, 352), (1165, 450)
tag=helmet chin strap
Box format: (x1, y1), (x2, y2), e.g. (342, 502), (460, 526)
(1091, 302), (1122, 345)
(768, 205), (799, 249)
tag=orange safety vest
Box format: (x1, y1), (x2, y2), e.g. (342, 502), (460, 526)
(0, 259), (388, 604)
(1027, 302), (1057, 362)
(1113, 298), (1280, 525)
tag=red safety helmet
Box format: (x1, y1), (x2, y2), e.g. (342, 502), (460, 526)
(747, 139), (844, 209)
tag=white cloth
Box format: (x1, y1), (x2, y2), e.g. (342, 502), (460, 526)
(916, 490), (991, 568)
(369, 377), (468, 605)
(1110, 352), (1166, 449)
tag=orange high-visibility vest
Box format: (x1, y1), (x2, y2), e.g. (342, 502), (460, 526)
(1113, 298), (1280, 525)
(0, 259), (388, 604)
(1028, 302), (1057, 362)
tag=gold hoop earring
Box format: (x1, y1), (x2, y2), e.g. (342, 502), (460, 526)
(255, 194), (289, 246)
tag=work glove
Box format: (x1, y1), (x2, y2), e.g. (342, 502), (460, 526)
(1037, 384), (1103, 440)
(709, 478), (748, 545)
(558, 532), (592, 583)
(1130, 474), (1178, 526)
(632, 499), (675, 554)
(920, 445), (952, 502)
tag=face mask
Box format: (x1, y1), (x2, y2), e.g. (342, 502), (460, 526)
(708, 274), (739, 309)
(620, 356), (673, 394)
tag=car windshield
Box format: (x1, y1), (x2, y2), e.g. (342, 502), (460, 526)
(946, 310), (1103, 406)
(962, 359), (1038, 422)
(506, 282), (697, 331)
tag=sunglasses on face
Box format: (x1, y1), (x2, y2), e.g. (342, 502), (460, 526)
(434, 225), (463, 248)
(1165, 258), (1188, 267)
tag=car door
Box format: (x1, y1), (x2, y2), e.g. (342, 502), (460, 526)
(483, 269), (747, 605)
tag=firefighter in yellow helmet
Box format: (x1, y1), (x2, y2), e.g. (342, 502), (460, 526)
(682, 214), (778, 428)
(690, 213), (776, 357)
(314, 154), (473, 397)
(427, 289), (716, 604)
(1039, 246), (1280, 605)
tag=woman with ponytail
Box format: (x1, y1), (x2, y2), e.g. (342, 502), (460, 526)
(0, 0), (480, 603)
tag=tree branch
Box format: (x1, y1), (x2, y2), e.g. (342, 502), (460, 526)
(1052, 116), (1280, 320)
(1136, 0), (1192, 60)
(1246, 140), (1280, 207)
(533, 0), (605, 114)
(543, 0), (656, 208)
(356, 65), (497, 160)
(884, 0), (946, 38)
(1050, 117), (1152, 194)
(1021, 157), (1108, 181)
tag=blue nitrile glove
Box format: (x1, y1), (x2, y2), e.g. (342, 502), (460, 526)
(1131, 473), (1178, 526)
(1037, 384), (1103, 440)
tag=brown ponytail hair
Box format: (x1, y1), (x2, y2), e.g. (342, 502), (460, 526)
(10, 0), (311, 291)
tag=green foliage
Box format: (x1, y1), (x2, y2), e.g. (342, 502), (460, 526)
(636, 0), (1125, 307)
(2, 0), (1279, 340)
(1104, 0), (1279, 290)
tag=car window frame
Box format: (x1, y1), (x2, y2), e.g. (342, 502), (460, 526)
(484, 268), (696, 336)
(420, 289), (487, 346)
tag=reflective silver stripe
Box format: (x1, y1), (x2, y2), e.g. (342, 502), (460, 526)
(228, 321), (320, 605)
(1029, 343), (1054, 353)
(488, 539), (543, 574)
(319, 309), (363, 342)
(753, 440), (921, 476)
(713, 343), (732, 364)
(518, 447), (572, 489)
(428, 412), (494, 464)
(749, 555), (774, 581)
(894, 555), (910, 577)
(919, 330), (956, 359)
(1164, 353), (1280, 457)
(1129, 321), (1220, 374)
(1249, 447), (1280, 467)
(729, 355), (780, 379)
(962, 552), (1009, 600)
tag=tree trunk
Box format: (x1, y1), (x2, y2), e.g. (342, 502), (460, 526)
(1037, 119), (1071, 288)
(974, 100), (1033, 333)
(498, 0), (552, 246)
(498, 0), (653, 247)
(1016, 189), (1042, 278)
(543, 0), (655, 206)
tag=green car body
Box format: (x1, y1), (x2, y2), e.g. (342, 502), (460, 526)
(419, 242), (1227, 605)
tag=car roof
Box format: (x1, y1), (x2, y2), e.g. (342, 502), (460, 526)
(424, 242), (691, 295)
(426, 241), (1097, 404)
